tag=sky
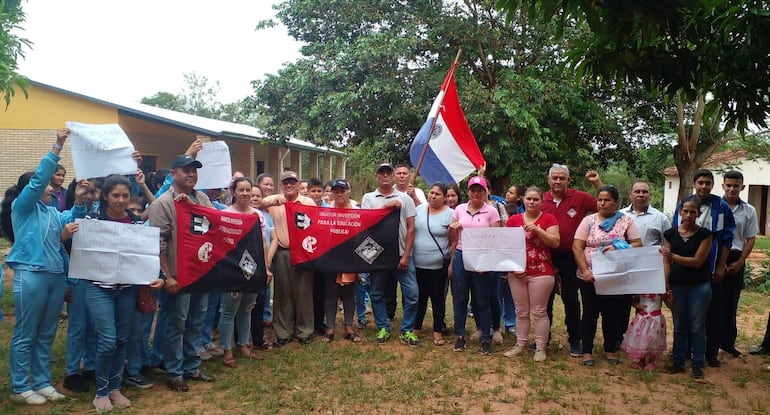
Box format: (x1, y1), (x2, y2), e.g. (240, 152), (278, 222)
(16, 0), (303, 104)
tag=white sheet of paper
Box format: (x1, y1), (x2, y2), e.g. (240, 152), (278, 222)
(195, 141), (232, 190)
(461, 227), (525, 272)
(69, 219), (160, 284)
(66, 122), (137, 179)
(591, 246), (666, 295)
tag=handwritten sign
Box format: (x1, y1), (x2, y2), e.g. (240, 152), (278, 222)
(69, 219), (160, 284)
(461, 227), (525, 272)
(195, 141), (232, 190)
(66, 122), (137, 179)
(591, 246), (666, 295)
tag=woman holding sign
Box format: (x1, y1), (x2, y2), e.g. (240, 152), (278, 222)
(448, 176), (501, 355)
(1, 129), (87, 405)
(503, 187), (560, 362)
(82, 174), (165, 412)
(573, 186), (641, 366)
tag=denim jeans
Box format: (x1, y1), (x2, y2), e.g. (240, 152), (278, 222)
(469, 271), (499, 343)
(0, 267), (3, 322)
(263, 284), (272, 323)
(200, 292), (221, 347)
(499, 277), (517, 330)
(163, 292), (208, 379)
(149, 289), (169, 367)
(10, 269), (65, 393)
(451, 249), (471, 338)
(126, 290), (156, 376)
(65, 278), (96, 376)
(219, 292), (257, 349)
(87, 284), (137, 397)
(672, 282), (712, 368)
(369, 256), (418, 332)
(355, 274), (371, 325)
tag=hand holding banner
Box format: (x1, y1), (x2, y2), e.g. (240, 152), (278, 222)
(194, 141), (232, 190)
(69, 219), (160, 284)
(66, 121), (137, 179)
(591, 246), (666, 295)
(461, 227), (526, 272)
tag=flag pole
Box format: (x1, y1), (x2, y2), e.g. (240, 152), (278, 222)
(411, 49), (463, 185)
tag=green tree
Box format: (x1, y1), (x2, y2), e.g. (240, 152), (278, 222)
(140, 91), (186, 112)
(252, 0), (653, 191)
(1, 0), (30, 106)
(495, 0), (770, 199)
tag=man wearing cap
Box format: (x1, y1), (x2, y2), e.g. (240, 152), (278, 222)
(262, 171), (317, 346)
(149, 154), (214, 392)
(542, 164), (602, 357)
(361, 163), (420, 346)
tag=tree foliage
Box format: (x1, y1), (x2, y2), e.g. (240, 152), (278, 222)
(251, 0), (663, 191)
(0, 0), (30, 107)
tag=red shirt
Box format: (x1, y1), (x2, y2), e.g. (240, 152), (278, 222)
(507, 213), (558, 276)
(542, 188), (596, 253)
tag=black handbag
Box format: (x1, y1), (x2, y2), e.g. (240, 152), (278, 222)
(427, 209), (450, 269)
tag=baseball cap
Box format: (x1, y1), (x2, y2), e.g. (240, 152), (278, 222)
(330, 179), (350, 190)
(171, 155), (202, 169)
(467, 176), (488, 190)
(375, 163), (394, 174)
(280, 171), (299, 182)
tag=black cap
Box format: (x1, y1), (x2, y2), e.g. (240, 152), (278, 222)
(330, 179), (350, 190)
(375, 163), (394, 174)
(171, 155), (202, 169)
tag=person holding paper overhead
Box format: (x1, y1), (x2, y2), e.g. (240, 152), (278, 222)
(503, 186), (559, 362)
(1, 128), (87, 405)
(573, 185), (641, 366)
(448, 176), (501, 354)
(661, 198), (714, 379)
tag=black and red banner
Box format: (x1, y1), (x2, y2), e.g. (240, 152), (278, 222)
(285, 204), (400, 273)
(175, 201), (266, 293)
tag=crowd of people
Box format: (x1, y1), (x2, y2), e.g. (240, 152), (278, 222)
(1, 131), (768, 411)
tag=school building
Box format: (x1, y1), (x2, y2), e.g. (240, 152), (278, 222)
(0, 80), (345, 192)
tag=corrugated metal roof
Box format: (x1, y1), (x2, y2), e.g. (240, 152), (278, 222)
(29, 80), (345, 156)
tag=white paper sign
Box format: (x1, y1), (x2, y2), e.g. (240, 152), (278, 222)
(69, 219), (160, 284)
(195, 141), (232, 190)
(591, 246), (666, 295)
(461, 227), (526, 272)
(66, 122), (137, 179)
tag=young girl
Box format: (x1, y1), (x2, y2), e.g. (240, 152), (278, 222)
(621, 294), (667, 370)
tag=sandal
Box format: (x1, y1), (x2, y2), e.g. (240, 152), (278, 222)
(433, 336), (446, 346)
(223, 356), (237, 368)
(238, 346), (256, 358)
(344, 332), (362, 342)
(322, 333), (335, 343)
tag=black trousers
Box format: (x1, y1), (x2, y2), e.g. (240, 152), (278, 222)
(250, 286), (267, 347)
(313, 271), (327, 332)
(415, 267), (447, 333)
(721, 250), (745, 350)
(385, 274), (397, 320)
(579, 282), (626, 355)
(547, 252), (582, 347)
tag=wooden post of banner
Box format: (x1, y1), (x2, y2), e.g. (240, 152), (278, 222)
(411, 49), (463, 185)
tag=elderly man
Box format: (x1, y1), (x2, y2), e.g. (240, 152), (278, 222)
(149, 154), (214, 392)
(262, 171), (317, 346)
(541, 164), (601, 357)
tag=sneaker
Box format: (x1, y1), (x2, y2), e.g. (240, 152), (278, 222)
(534, 349), (547, 362)
(665, 364), (685, 374)
(125, 373), (154, 389)
(63, 373), (89, 393)
(197, 347), (213, 361)
(504, 345), (527, 358)
(33, 386), (65, 401)
(692, 366), (705, 379)
(470, 329), (482, 341)
(492, 330), (504, 345)
(706, 356), (721, 367)
(569, 343), (582, 357)
(10, 390), (47, 405)
(453, 337), (466, 352)
(374, 328), (391, 344)
(480, 341), (492, 355)
(400, 331), (421, 347)
(203, 342), (224, 357)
